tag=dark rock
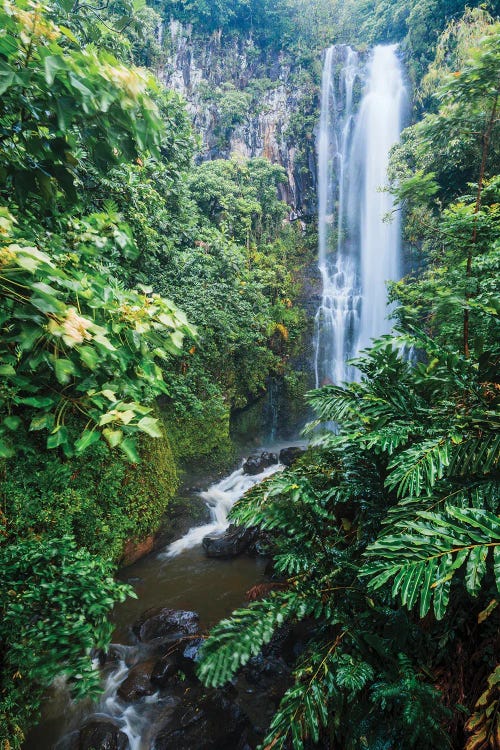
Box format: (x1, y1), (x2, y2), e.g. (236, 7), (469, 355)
(279, 446), (305, 466)
(242, 451), (278, 475)
(202, 525), (258, 558)
(154, 689), (250, 750)
(105, 645), (126, 664)
(177, 636), (205, 679)
(78, 719), (129, 750)
(132, 607), (199, 644)
(117, 661), (156, 702)
(90, 648), (107, 667)
(150, 654), (179, 687)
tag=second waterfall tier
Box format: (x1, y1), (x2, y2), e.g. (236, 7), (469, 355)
(314, 44), (407, 387)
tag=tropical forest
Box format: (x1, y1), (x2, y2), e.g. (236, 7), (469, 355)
(0, 0), (499, 748)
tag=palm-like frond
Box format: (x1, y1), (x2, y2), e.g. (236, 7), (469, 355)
(363, 506), (500, 619)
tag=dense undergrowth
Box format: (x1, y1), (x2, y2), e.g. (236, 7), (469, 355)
(0, 0), (498, 746)
(198, 12), (500, 750)
(0, 0), (311, 742)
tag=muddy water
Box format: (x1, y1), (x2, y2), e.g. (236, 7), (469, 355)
(26, 457), (287, 749)
(27, 549), (269, 749)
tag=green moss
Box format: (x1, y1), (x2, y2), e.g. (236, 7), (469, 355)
(122, 428), (179, 543)
(1, 418), (178, 562)
(161, 398), (236, 472)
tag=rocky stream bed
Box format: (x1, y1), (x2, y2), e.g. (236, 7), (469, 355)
(28, 447), (306, 750)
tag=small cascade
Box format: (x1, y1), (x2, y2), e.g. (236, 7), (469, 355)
(54, 646), (162, 750)
(161, 461), (283, 558)
(314, 44), (406, 386)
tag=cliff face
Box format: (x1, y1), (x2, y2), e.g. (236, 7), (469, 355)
(159, 21), (319, 215)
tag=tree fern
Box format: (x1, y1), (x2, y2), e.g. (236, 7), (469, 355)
(199, 327), (499, 750)
(385, 436), (452, 498)
(198, 589), (332, 688)
(260, 638), (374, 750)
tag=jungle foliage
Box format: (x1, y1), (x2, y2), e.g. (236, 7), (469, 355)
(0, 0), (311, 743)
(198, 19), (500, 750)
(0, 0), (498, 747)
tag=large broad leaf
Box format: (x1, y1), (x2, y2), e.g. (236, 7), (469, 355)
(137, 416), (163, 438)
(0, 60), (16, 95)
(120, 438), (140, 463)
(43, 55), (69, 86)
(75, 429), (101, 454)
(47, 426), (69, 449)
(55, 358), (77, 385)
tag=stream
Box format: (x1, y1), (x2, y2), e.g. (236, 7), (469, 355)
(27, 450), (290, 750)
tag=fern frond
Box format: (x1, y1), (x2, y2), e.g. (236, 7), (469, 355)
(306, 385), (359, 422)
(363, 506), (500, 619)
(385, 436), (452, 498)
(448, 432), (500, 477)
(198, 589), (328, 689)
(260, 637), (345, 750)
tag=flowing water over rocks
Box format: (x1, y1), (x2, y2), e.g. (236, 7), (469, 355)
(28, 450), (297, 750)
(27, 42), (408, 750)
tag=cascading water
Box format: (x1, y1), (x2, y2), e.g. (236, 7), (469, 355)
(314, 45), (361, 387)
(314, 44), (406, 386)
(161, 461), (283, 558)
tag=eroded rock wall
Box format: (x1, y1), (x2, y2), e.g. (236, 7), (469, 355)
(159, 20), (318, 215)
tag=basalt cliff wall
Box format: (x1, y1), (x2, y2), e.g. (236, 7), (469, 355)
(158, 20), (320, 217)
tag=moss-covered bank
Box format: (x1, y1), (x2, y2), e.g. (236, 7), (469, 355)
(1, 423), (178, 564)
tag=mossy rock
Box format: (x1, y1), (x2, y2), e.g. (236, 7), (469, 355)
(2, 415), (178, 562)
(161, 399), (236, 473)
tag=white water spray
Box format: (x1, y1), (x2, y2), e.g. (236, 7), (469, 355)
(314, 44), (406, 385)
(161, 462), (283, 558)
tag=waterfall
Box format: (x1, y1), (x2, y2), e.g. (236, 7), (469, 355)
(314, 44), (406, 386)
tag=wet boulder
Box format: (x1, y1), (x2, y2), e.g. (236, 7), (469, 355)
(202, 525), (258, 558)
(78, 719), (129, 750)
(279, 446), (305, 466)
(117, 661), (156, 702)
(177, 636), (205, 680)
(154, 689), (250, 750)
(132, 607), (199, 644)
(150, 654), (179, 687)
(242, 451), (278, 475)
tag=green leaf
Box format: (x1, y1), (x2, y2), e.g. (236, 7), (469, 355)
(420, 557), (438, 617)
(0, 60), (16, 95)
(3, 415), (21, 430)
(137, 416), (162, 438)
(79, 346), (99, 370)
(465, 545), (489, 597)
(103, 428), (123, 448)
(0, 438), (15, 458)
(433, 554), (452, 620)
(75, 430), (101, 454)
(47, 427), (69, 449)
(55, 358), (77, 385)
(19, 396), (55, 408)
(29, 413), (54, 432)
(120, 438), (140, 463)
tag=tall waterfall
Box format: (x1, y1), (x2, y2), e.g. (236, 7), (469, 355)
(314, 44), (406, 386)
